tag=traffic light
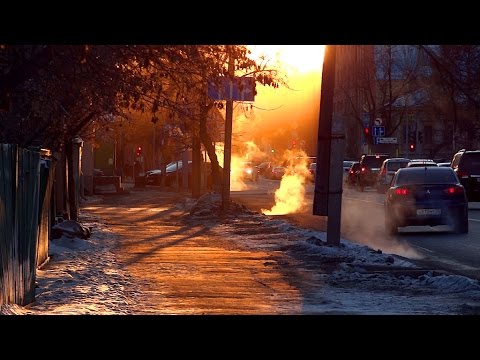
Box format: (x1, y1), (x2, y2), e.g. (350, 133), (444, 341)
(363, 127), (369, 136)
(292, 139), (297, 148)
(408, 131), (416, 152)
(136, 146), (143, 157)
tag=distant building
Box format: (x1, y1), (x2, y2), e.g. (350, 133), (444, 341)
(333, 45), (456, 160)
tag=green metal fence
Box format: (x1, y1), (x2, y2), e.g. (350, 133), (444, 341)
(0, 144), (41, 306)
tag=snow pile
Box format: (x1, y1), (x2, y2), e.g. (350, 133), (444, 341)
(14, 212), (142, 315)
(52, 219), (91, 239)
(49, 234), (95, 255)
(418, 273), (480, 293)
(188, 195), (480, 300)
(0, 304), (29, 315)
(189, 192), (257, 217)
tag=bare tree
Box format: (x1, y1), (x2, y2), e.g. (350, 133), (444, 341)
(337, 45), (425, 155)
(420, 45), (480, 153)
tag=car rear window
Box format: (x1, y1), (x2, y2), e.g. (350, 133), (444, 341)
(395, 168), (458, 185)
(387, 161), (409, 171)
(460, 153), (480, 174)
(362, 156), (389, 168)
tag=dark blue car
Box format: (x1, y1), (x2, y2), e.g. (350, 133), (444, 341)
(384, 167), (468, 235)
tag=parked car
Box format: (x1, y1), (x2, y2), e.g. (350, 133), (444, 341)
(343, 160), (355, 173)
(357, 154), (390, 191)
(384, 166), (468, 235)
(240, 161), (258, 181)
(257, 161), (273, 177)
(344, 162), (360, 188)
(375, 158), (410, 193)
(145, 160), (192, 186)
(451, 149), (480, 201)
(406, 159), (438, 168)
(145, 169), (163, 185)
(270, 166), (286, 180)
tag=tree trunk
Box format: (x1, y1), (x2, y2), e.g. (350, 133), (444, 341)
(199, 107), (223, 193)
(192, 129), (201, 198)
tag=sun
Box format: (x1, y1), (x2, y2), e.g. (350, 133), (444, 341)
(248, 45), (325, 74)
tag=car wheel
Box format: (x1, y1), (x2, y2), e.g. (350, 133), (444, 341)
(454, 210), (469, 234)
(385, 213), (398, 235)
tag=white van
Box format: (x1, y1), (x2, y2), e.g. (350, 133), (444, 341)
(375, 158), (410, 193)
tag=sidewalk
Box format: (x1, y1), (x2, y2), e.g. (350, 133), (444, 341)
(8, 186), (480, 315)
(82, 188), (309, 314)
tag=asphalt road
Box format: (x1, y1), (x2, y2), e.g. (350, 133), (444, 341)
(231, 178), (480, 280)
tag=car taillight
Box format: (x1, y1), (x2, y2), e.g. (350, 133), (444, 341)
(444, 185), (465, 195)
(395, 188), (409, 195)
(456, 170), (469, 179)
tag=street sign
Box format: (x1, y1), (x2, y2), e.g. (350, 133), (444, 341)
(372, 126), (385, 137)
(376, 137), (398, 144)
(207, 77), (255, 101)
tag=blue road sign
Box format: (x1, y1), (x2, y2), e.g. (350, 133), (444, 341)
(208, 77), (255, 101)
(372, 126), (385, 137)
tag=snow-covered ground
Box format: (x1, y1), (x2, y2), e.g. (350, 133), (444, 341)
(1, 197), (143, 315)
(2, 193), (480, 315)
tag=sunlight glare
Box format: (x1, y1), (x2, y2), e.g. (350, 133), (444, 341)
(249, 45), (325, 74)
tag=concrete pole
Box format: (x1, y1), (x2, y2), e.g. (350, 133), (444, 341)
(313, 45), (343, 246)
(327, 136), (345, 245)
(153, 123), (156, 169)
(313, 45), (336, 216)
(222, 47), (235, 212)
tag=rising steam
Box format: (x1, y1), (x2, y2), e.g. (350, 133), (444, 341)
(262, 149), (313, 215)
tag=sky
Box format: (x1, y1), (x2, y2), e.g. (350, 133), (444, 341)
(232, 46), (324, 157)
(3, 191), (480, 315)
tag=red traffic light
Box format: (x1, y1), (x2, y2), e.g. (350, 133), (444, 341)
(409, 143), (415, 152)
(136, 146), (143, 156)
(364, 127), (369, 135)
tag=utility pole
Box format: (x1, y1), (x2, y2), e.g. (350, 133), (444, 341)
(192, 123), (202, 198)
(222, 47), (235, 212)
(152, 121), (156, 169)
(313, 45), (344, 246)
(405, 119), (409, 158)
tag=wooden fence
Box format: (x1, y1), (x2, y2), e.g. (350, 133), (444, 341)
(0, 144), (42, 306)
(36, 156), (55, 268)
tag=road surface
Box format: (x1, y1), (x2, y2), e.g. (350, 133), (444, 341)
(231, 178), (480, 280)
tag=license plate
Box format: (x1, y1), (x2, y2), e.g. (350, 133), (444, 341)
(417, 209), (441, 216)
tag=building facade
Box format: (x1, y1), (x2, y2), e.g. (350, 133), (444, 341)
(333, 45), (460, 161)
